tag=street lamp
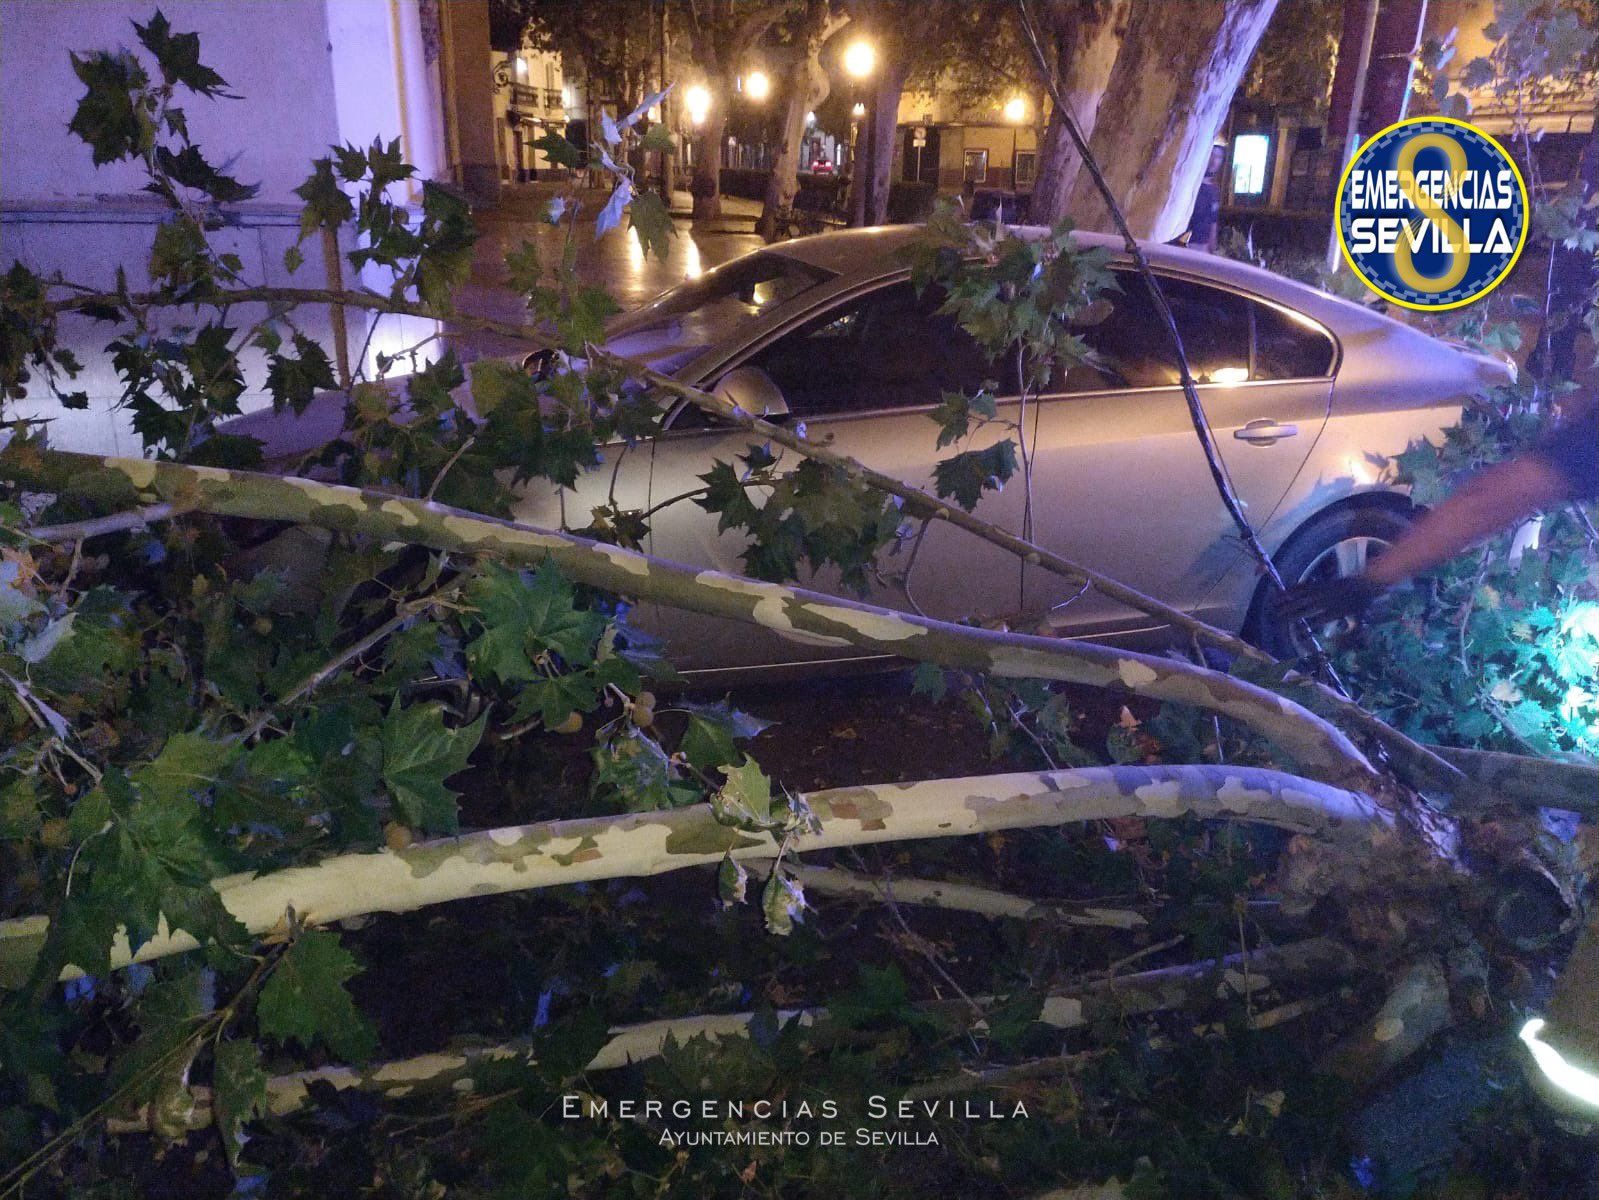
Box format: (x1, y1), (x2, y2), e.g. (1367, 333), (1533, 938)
(843, 40), (876, 79)
(851, 102), (866, 117)
(745, 70), (771, 102)
(1004, 97), (1027, 206)
(685, 84), (711, 127)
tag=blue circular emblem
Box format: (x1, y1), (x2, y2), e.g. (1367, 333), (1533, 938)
(1336, 116), (1528, 311)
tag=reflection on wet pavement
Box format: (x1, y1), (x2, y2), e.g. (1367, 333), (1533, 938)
(447, 185), (765, 364)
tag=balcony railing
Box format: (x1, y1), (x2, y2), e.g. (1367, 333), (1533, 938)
(508, 82), (540, 110)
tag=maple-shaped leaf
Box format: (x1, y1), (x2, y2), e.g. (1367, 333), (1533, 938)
(678, 701), (772, 774)
(134, 11), (231, 95)
(761, 869), (807, 936)
(257, 930), (377, 1062)
(130, 731), (236, 806)
(710, 759), (775, 831)
(932, 439), (1019, 511)
(466, 561), (605, 681)
(265, 334), (336, 414)
(381, 702), (485, 834)
(213, 1038), (268, 1173)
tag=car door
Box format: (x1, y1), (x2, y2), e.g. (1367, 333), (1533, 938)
(639, 277), (1028, 673)
(1023, 268), (1335, 637)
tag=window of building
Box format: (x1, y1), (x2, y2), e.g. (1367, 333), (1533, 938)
(1231, 132), (1271, 198)
(964, 149), (988, 183)
(748, 282), (1002, 417)
(1014, 151), (1037, 187)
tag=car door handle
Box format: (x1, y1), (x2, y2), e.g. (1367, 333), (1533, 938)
(1234, 419), (1299, 445)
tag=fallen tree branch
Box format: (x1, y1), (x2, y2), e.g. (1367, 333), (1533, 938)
(1430, 744), (1599, 816)
(21, 501), (186, 543)
(0, 449), (1382, 792)
(0, 765), (1388, 983)
(769, 863), (1148, 928)
(29, 280), (1467, 794)
(104, 936), (1353, 1134)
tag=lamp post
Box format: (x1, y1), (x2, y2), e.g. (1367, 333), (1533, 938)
(843, 39), (876, 226)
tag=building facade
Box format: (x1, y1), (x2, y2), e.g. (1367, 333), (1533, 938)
(0, 0), (502, 454)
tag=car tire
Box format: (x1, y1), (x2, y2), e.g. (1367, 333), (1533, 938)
(1247, 503), (1416, 659)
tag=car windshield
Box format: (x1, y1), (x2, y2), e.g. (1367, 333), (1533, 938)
(605, 250), (835, 366)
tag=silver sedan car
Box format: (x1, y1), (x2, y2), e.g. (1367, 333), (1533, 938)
(510, 226), (1510, 676)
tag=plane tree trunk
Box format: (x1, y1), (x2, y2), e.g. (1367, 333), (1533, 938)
(757, 4), (847, 239)
(1028, 0), (1131, 225)
(1057, 0), (1279, 240)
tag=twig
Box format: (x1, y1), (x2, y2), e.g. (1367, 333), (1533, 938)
(23, 502), (185, 544)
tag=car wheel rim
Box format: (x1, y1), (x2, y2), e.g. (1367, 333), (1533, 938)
(1284, 534), (1392, 656)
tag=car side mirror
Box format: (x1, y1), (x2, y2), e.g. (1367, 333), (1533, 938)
(712, 366), (789, 419)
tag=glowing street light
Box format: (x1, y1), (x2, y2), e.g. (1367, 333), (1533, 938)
(851, 102), (866, 118)
(745, 70), (771, 101)
(685, 84), (711, 127)
(843, 39), (876, 79)
(1003, 96), (1027, 123)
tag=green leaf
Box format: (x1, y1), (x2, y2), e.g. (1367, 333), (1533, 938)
(717, 852), (749, 906)
(466, 561), (606, 682)
(628, 189), (675, 262)
(760, 868), (806, 936)
(381, 702), (485, 834)
(131, 732), (236, 806)
(67, 50), (152, 165)
(640, 124), (676, 154)
(911, 662), (948, 701)
(265, 333), (336, 414)
(678, 701), (772, 773)
(470, 357), (533, 417)
(134, 11), (230, 95)
(532, 132), (583, 169)
(929, 388), (997, 449)
(710, 759), (775, 831)
(257, 930), (377, 1062)
(294, 158), (355, 236)
(212, 1038), (268, 1172)
(933, 439), (1019, 511)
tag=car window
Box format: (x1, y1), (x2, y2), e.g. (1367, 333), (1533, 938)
(1251, 299), (1335, 379)
(745, 281), (1003, 418)
(1065, 270), (1254, 391)
(1062, 269), (1343, 390)
(604, 250), (836, 362)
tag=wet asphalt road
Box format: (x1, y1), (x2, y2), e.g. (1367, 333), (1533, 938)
(450, 183), (765, 361)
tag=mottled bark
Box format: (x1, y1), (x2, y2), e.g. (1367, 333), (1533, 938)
(0, 763), (1388, 983)
(31, 286), (1468, 796)
(1027, 0), (1130, 225)
(757, 5), (846, 239)
(0, 449), (1383, 791)
(1320, 957), (1451, 1087)
(106, 936), (1351, 1133)
(865, 60), (909, 225)
(1433, 745), (1599, 817)
(690, 90), (729, 221)
(680, 1), (795, 222)
(1061, 0), (1279, 240)
(769, 864), (1147, 927)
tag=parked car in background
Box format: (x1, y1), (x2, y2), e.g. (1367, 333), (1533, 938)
(232, 226), (1513, 676)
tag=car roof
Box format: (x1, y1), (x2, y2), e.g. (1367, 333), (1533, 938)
(767, 223), (1405, 339)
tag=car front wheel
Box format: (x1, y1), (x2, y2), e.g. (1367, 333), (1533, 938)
(1248, 504), (1415, 659)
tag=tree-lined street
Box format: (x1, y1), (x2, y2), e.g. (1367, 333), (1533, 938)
(1, 3), (1597, 1198)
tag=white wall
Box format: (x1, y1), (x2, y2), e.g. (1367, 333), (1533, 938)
(0, 0), (447, 454)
